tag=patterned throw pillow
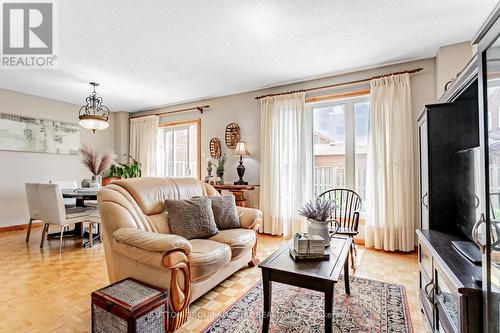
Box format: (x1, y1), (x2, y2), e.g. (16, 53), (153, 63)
(165, 197), (219, 240)
(211, 195), (240, 229)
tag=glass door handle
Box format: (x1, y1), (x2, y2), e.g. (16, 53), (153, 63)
(421, 192), (429, 209)
(472, 213), (487, 253)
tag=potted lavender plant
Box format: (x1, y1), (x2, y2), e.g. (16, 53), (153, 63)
(298, 198), (339, 247)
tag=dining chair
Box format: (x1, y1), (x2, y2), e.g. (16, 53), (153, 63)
(318, 188), (362, 269)
(87, 210), (101, 247)
(38, 183), (96, 254)
(25, 183), (43, 242)
(49, 180), (78, 207)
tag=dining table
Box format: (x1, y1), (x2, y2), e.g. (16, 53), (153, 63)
(47, 188), (100, 248)
(60, 187), (99, 205)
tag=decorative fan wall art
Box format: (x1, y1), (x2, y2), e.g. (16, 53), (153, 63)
(225, 123), (240, 149)
(209, 138), (222, 159)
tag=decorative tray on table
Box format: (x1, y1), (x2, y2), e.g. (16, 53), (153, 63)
(289, 248), (330, 261)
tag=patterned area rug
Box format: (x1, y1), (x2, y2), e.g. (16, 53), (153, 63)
(201, 276), (413, 333)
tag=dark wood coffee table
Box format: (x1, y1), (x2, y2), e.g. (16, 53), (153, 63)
(258, 236), (351, 333)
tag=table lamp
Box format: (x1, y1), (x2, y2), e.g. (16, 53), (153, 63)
(233, 142), (250, 185)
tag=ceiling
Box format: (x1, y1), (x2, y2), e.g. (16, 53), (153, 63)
(0, 0), (497, 112)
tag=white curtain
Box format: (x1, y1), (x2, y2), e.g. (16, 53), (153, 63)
(259, 92), (313, 236)
(129, 115), (159, 177)
(365, 73), (416, 252)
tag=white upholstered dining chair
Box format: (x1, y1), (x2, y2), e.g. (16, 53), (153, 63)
(86, 210), (102, 247)
(25, 183), (43, 242)
(38, 183), (97, 254)
(49, 179), (78, 207)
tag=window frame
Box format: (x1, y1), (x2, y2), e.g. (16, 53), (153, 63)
(306, 95), (369, 197)
(489, 110), (492, 130)
(498, 106), (500, 129)
(157, 119), (201, 180)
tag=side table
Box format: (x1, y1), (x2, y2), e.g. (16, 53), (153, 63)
(213, 184), (258, 207)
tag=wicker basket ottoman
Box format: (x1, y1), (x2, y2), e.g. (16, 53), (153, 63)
(91, 278), (168, 333)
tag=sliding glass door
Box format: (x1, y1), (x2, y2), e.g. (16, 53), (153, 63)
(309, 96), (369, 205)
(157, 120), (200, 179)
(480, 24), (500, 332)
(312, 102), (346, 195)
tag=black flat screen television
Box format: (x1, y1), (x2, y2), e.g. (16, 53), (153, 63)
(454, 147), (482, 264)
(455, 147), (481, 240)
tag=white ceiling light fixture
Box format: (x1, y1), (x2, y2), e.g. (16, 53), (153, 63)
(78, 82), (110, 133)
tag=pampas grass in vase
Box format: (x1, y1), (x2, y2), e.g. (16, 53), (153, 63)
(79, 145), (116, 186)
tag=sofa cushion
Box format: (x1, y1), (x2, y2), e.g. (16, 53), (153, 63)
(165, 197), (219, 240)
(113, 177), (206, 215)
(113, 228), (192, 253)
(211, 195), (240, 229)
(188, 239), (231, 282)
(209, 228), (256, 259)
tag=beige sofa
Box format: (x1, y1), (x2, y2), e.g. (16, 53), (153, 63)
(98, 177), (261, 331)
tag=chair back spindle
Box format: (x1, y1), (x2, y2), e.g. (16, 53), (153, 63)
(318, 188), (362, 232)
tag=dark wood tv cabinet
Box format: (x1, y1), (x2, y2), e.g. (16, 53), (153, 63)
(417, 230), (482, 333)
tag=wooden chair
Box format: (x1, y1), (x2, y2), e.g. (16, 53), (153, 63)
(318, 188), (362, 269)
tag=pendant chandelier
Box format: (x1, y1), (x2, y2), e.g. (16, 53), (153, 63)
(79, 82), (110, 133)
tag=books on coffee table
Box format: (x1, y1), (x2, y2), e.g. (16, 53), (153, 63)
(289, 248), (330, 261)
(291, 233), (329, 261)
(293, 233), (325, 254)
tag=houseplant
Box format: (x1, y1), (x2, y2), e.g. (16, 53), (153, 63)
(215, 153), (227, 184)
(105, 154), (142, 184)
(298, 198), (339, 247)
(79, 145), (116, 186)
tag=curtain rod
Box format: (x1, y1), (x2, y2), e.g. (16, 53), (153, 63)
(130, 105), (210, 119)
(254, 67), (423, 100)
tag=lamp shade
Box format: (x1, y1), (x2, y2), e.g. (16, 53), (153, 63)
(233, 142), (250, 157)
(79, 114), (109, 133)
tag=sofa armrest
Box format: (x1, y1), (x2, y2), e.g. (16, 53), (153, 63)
(236, 206), (262, 230)
(113, 228), (192, 254)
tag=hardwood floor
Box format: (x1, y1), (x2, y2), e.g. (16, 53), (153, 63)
(0, 226), (426, 332)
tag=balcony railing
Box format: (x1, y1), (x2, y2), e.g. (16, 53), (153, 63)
(314, 166), (344, 197)
(314, 166), (366, 203)
(157, 161), (196, 178)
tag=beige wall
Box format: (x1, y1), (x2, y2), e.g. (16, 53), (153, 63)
(435, 42), (476, 99)
(134, 58), (436, 186)
(0, 88), (117, 227)
(132, 58), (436, 224)
(114, 111), (130, 162)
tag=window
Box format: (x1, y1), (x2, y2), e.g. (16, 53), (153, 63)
(310, 96), (370, 206)
(498, 106), (500, 129)
(354, 101), (369, 201)
(157, 120), (200, 178)
(312, 103), (346, 195)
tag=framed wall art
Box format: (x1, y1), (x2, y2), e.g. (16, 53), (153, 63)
(0, 113), (80, 155)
